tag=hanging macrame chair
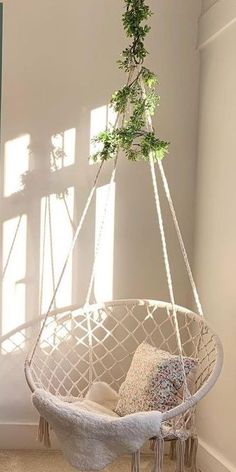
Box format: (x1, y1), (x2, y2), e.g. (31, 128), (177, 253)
(24, 140), (223, 471)
(23, 7), (223, 469)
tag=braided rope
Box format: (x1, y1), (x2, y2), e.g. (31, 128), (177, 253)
(85, 159), (117, 307)
(39, 197), (48, 314)
(149, 157), (190, 398)
(28, 161), (104, 364)
(157, 161), (203, 316)
(29, 70), (135, 366)
(2, 215), (23, 279)
(139, 77), (190, 398)
(83, 70), (135, 385)
(48, 195), (57, 311)
(62, 192), (76, 232)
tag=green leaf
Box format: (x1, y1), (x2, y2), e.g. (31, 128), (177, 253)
(90, 0), (170, 164)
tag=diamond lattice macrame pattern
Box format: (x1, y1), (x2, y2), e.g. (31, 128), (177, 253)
(2, 299), (218, 438)
(29, 301), (217, 405)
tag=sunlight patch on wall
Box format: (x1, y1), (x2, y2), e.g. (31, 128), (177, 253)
(50, 128), (76, 171)
(2, 215), (27, 335)
(39, 188), (74, 313)
(94, 183), (115, 302)
(4, 134), (30, 197)
(90, 105), (117, 160)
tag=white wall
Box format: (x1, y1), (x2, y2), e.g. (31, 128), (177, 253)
(0, 0), (201, 448)
(196, 2), (236, 471)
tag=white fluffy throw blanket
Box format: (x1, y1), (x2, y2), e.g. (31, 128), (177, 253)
(32, 382), (163, 471)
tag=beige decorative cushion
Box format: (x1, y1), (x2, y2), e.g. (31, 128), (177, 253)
(115, 342), (198, 416)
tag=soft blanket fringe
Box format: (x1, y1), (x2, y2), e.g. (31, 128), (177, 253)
(38, 416), (51, 448)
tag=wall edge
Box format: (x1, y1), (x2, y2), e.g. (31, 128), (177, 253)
(198, 0), (236, 50)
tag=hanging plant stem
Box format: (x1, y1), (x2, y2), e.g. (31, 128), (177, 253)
(91, 0), (169, 164)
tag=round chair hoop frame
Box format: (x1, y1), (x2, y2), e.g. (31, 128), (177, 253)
(24, 298), (223, 424)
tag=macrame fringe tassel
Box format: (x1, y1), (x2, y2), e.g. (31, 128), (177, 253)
(37, 416), (51, 448)
(170, 440), (176, 460)
(153, 438), (164, 472)
(175, 439), (185, 472)
(182, 436), (198, 471)
(131, 450), (140, 472)
(189, 436), (198, 472)
(184, 437), (191, 466)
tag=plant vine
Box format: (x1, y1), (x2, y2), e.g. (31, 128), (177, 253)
(91, 0), (169, 164)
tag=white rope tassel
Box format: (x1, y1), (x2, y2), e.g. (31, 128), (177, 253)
(153, 438), (164, 472)
(176, 439), (186, 472)
(184, 437), (191, 467)
(170, 440), (176, 461)
(190, 436), (198, 472)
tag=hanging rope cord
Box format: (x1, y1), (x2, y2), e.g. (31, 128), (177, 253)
(84, 89), (133, 386)
(157, 162), (203, 317)
(75, 71), (134, 386)
(28, 160), (104, 364)
(86, 67), (136, 306)
(138, 80), (203, 317)
(39, 198), (48, 314)
(2, 215), (23, 279)
(29, 70), (134, 366)
(85, 159), (118, 386)
(85, 109), (130, 306)
(139, 77), (203, 398)
(48, 195), (57, 310)
(29, 66), (202, 398)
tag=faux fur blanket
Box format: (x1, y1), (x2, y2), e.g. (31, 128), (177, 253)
(32, 382), (163, 471)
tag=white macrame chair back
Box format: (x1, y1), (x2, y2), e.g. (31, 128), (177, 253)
(24, 299), (223, 431)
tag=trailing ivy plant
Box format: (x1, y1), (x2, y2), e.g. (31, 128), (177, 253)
(91, 0), (169, 163)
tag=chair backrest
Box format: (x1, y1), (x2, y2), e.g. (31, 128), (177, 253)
(25, 299), (222, 409)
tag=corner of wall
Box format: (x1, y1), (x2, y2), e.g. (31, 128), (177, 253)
(198, 439), (235, 472)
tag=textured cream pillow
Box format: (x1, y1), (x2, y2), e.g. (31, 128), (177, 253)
(115, 342), (198, 416)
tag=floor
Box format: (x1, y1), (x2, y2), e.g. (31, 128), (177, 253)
(0, 451), (176, 472)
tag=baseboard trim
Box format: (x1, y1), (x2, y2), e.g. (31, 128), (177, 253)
(1, 423), (235, 471)
(198, 0), (236, 50)
(198, 439), (235, 472)
(0, 423), (59, 449)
